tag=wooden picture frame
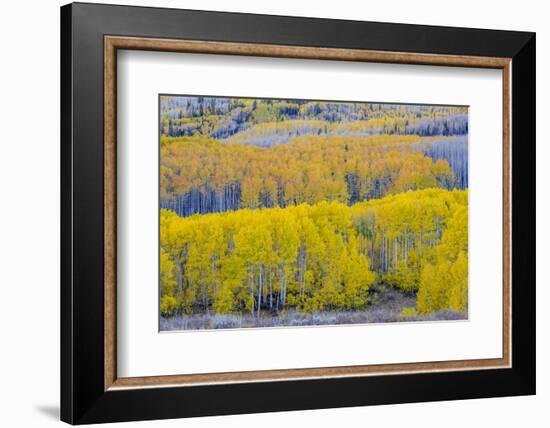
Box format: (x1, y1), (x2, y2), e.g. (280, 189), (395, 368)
(61, 2), (535, 424)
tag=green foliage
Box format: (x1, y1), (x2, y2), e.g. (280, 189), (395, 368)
(159, 95), (468, 140)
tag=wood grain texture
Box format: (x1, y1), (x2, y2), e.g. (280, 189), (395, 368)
(111, 358), (507, 389)
(106, 36), (511, 68)
(502, 62), (513, 367)
(103, 35), (512, 390)
(104, 37), (117, 391)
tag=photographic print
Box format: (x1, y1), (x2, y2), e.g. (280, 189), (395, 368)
(159, 95), (468, 331)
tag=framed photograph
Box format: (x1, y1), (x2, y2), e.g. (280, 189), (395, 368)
(61, 2), (535, 424)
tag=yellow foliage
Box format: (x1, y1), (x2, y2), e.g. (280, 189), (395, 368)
(400, 307), (418, 317)
(417, 206), (468, 314)
(160, 188), (467, 316)
(160, 295), (178, 317)
(160, 248), (176, 300)
(160, 134), (457, 207)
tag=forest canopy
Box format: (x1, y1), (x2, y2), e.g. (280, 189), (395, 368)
(160, 189), (468, 320)
(159, 95), (469, 329)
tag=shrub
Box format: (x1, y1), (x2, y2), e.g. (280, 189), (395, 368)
(400, 307), (418, 317)
(160, 295), (178, 317)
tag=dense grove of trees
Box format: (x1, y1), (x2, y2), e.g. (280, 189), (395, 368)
(160, 96), (468, 142)
(421, 136), (468, 189)
(160, 188), (468, 317)
(160, 134), (462, 217)
(417, 205), (468, 313)
(159, 96), (469, 323)
(226, 114), (468, 146)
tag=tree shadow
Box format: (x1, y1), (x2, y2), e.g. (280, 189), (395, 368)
(35, 405), (59, 420)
